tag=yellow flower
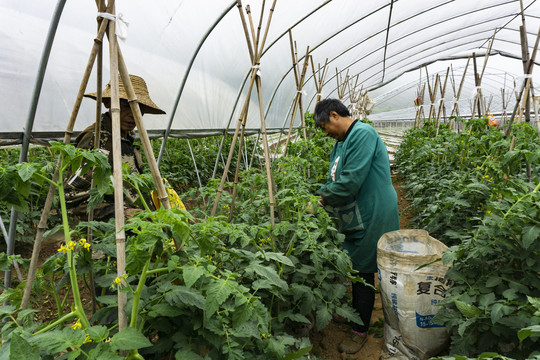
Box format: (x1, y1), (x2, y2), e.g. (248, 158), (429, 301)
(114, 277), (122, 285)
(83, 242), (91, 250)
(83, 335), (92, 343)
(105, 337), (111, 342)
(57, 244), (67, 253)
(68, 241), (77, 250)
(261, 333), (266, 338)
(71, 320), (82, 329)
(283, 171), (287, 175)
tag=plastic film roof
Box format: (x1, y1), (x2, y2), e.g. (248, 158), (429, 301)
(0, 0), (539, 142)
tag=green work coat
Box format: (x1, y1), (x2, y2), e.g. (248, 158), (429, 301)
(318, 121), (399, 273)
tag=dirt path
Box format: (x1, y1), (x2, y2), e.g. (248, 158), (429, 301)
(309, 172), (412, 359)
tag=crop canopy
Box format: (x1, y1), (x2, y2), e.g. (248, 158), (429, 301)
(0, 0), (539, 143)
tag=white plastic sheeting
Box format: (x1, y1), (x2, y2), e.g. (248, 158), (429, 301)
(0, 0), (539, 141)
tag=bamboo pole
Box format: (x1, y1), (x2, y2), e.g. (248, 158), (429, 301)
(107, 7), (128, 331)
(519, 25), (531, 123)
(336, 68), (349, 100)
(311, 57), (328, 106)
(450, 57), (470, 130)
(471, 52), (483, 119)
(210, 0), (258, 217)
(505, 26), (540, 137)
(86, 0), (106, 315)
(519, 0), (531, 123)
(414, 83), (425, 128)
(116, 50), (171, 211)
(20, 2), (114, 310)
(212, 0), (278, 230)
(282, 31), (309, 156)
(428, 74), (440, 120)
(435, 67), (450, 136)
(500, 88), (508, 125)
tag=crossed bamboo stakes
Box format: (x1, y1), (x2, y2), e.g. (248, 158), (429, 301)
(210, 0), (278, 235)
(20, 0), (171, 331)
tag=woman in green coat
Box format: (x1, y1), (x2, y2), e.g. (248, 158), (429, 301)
(315, 98), (399, 354)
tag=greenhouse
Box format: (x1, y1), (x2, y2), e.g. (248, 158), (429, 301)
(0, 0), (539, 359)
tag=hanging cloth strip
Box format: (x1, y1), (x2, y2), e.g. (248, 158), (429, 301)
(97, 12), (129, 40)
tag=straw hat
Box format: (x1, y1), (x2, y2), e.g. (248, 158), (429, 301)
(84, 74), (165, 115)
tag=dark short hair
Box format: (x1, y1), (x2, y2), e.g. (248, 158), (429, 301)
(313, 99), (350, 127)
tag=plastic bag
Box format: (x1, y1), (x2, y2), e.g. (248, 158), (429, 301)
(378, 229), (451, 360)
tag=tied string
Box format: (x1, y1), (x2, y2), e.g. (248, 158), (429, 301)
(251, 64), (261, 77)
(97, 12), (129, 40)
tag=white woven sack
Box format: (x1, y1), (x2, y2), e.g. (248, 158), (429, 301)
(377, 229), (451, 360)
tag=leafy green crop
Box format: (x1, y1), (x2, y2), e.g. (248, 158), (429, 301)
(395, 117), (540, 359)
(0, 122), (360, 359)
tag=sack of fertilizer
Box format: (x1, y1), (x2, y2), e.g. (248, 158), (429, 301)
(377, 229), (451, 360)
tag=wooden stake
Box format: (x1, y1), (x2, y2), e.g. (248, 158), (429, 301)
(107, 6), (128, 331)
(450, 57), (470, 130)
(435, 67), (450, 135)
(311, 57), (328, 105)
(213, 0), (278, 230)
(20, 1), (114, 310)
(283, 31), (309, 156)
(116, 50), (171, 211)
(428, 74), (440, 120)
(505, 26), (540, 137)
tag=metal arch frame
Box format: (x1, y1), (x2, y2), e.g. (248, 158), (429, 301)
(4, 0), (68, 292)
(156, 1), (237, 168)
(254, 0), (534, 125)
(302, 3), (538, 109)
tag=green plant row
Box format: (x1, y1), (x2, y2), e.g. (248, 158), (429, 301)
(395, 117), (540, 360)
(0, 119), (360, 359)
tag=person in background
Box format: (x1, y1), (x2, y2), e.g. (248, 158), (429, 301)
(65, 74), (166, 221)
(314, 98), (400, 354)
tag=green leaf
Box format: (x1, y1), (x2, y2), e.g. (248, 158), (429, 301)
(485, 276), (501, 287)
(336, 304), (363, 326)
(478, 293), (496, 309)
(87, 325), (109, 342)
(232, 302), (253, 328)
(247, 263), (288, 290)
(522, 225), (540, 249)
(490, 303), (504, 324)
(110, 327), (152, 351)
(67, 349), (81, 360)
(527, 296), (540, 312)
(205, 278), (234, 317)
(175, 349), (204, 360)
(229, 322), (260, 338)
(182, 264), (205, 288)
(258, 252), (294, 267)
(455, 300), (482, 318)
(286, 313), (311, 324)
(10, 333), (40, 360)
(17, 162), (39, 182)
(283, 345), (313, 360)
(502, 288), (518, 301)
(316, 305), (332, 330)
(148, 303), (184, 317)
(0, 305), (16, 316)
(30, 328), (86, 354)
(163, 285), (205, 310)
(518, 325), (540, 342)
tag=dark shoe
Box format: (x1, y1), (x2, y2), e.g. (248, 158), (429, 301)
(338, 332), (368, 354)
